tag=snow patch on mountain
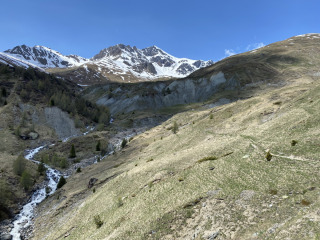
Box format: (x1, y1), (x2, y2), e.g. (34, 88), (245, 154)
(2, 44), (213, 80)
(0, 52), (44, 70)
(4, 45), (88, 68)
(92, 44), (213, 79)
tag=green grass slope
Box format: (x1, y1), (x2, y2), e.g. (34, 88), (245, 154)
(33, 73), (320, 239)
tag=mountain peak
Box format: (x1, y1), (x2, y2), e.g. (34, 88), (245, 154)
(2, 44), (213, 81)
(4, 45), (88, 68)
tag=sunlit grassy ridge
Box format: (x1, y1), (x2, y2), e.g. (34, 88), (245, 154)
(33, 77), (320, 239)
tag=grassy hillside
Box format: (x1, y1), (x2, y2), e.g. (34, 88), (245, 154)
(32, 73), (320, 239)
(189, 34), (320, 85)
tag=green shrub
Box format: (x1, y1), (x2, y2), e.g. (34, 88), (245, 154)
(59, 158), (68, 169)
(76, 167), (81, 173)
(14, 126), (21, 136)
(265, 151), (272, 161)
(94, 215), (103, 228)
(97, 123), (104, 131)
(37, 162), (46, 175)
(269, 189), (277, 195)
(209, 114), (213, 119)
(74, 115), (85, 128)
(20, 171), (33, 191)
(57, 176), (66, 189)
(172, 121), (178, 134)
(0, 180), (11, 205)
(197, 156), (218, 163)
(117, 197), (124, 207)
(291, 140), (298, 146)
(13, 154), (26, 176)
(146, 158), (154, 162)
(301, 199), (311, 206)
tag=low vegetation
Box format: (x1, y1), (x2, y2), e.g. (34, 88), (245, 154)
(93, 215), (104, 228)
(7, 35), (320, 239)
(33, 76), (320, 240)
(197, 156), (218, 163)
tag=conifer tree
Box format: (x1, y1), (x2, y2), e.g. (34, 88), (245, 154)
(96, 140), (101, 151)
(57, 176), (66, 189)
(69, 144), (76, 158)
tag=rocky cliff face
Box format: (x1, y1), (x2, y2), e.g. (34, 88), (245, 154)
(85, 34), (320, 114)
(44, 107), (80, 140)
(84, 71), (240, 114)
(18, 104), (80, 140)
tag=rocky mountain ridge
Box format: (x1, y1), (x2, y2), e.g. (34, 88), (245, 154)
(85, 34), (320, 114)
(4, 45), (88, 68)
(3, 44), (213, 83)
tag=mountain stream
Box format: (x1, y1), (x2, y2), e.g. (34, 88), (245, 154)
(9, 146), (62, 240)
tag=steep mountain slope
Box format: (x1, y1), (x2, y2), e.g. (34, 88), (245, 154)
(0, 62), (110, 223)
(29, 34), (320, 240)
(0, 52), (43, 70)
(4, 45), (88, 68)
(83, 33), (320, 114)
(91, 44), (212, 80)
(3, 44), (213, 84)
(33, 63), (320, 240)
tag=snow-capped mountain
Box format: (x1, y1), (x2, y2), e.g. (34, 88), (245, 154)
(92, 44), (213, 79)
(0, 51), (44, 70)
(2, 44), (213, 83)
(4, 45), (88, 68)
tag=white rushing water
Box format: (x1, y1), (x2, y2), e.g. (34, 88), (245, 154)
(10, 146), (62, 240)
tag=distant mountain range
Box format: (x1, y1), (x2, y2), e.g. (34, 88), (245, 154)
(0, 44), (213, 83)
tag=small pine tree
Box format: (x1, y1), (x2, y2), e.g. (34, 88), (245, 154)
(49, 97), (55, 106)
(69, 144), (76, 158)
(172, 121), (179, 134)
(121, 138), (127, 148)
(57, 176), (66, 189)
(37, 162), (46, 176)
(20, 171), (33, 191)
(13, 155), (26, 176)
(96, 140), (101, 151)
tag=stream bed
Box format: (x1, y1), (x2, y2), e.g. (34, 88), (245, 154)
(9, 146), (62, 240)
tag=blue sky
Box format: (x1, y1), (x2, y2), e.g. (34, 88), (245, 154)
(1, 0), (319, 61)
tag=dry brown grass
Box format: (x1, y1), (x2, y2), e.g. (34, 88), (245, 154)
(31, 73), (320, 239)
